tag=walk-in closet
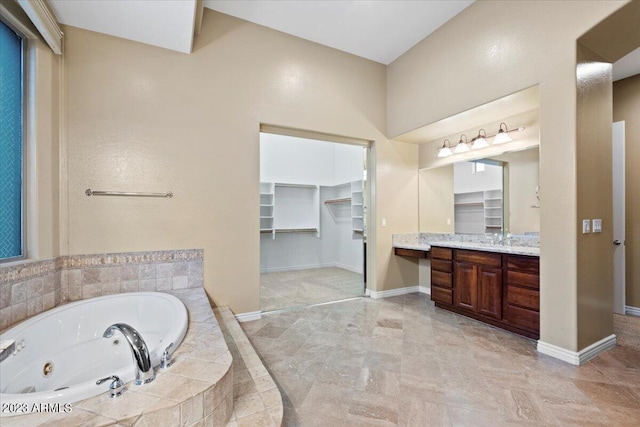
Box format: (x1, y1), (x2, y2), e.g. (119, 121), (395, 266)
(259, 132), (366, 312)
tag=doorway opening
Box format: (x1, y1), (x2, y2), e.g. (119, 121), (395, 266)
(259, 129), (369, 312)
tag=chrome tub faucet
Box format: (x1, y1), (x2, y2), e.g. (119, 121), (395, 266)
(103, 323), (155, 385)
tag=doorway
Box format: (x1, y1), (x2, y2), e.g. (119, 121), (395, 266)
(259, 130), (368, 312)
(612, 121), (625, 315)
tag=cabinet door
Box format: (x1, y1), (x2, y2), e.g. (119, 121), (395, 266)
(477, 267), (502, 319)
(454, 262), (477, 311)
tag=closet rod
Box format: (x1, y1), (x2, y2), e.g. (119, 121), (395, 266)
(85, 189), (173, 198)
(274, 183), (317, 189)
(324, 197), (352, 205)
(274, 228), (318, 233)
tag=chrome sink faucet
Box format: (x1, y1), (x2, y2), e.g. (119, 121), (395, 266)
(103, 323), (155, 385)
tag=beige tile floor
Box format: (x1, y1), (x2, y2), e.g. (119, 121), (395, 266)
(261, 267), (364, 312)
(241, 293), (640, 426)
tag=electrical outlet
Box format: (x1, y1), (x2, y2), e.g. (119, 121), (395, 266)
(582, 219), (591, 234)
(593, 219), (602, 233)
(447, 218), (451, 226)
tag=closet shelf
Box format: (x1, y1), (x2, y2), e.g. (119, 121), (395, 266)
(324, 197), (352, 205)
(275, 228), (318, 233)
(455, 202), (484, 207)
(274, 183), (317, 189)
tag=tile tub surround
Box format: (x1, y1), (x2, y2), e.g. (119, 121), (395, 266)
(393, 233), (540, 256)
(214, 307), (284, 427)
(1, 287), (233, 427)
(0, 249), (203, 330)
(0, 259), (64, 330)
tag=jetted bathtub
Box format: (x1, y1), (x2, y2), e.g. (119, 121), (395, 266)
(0, 292), (188, 417)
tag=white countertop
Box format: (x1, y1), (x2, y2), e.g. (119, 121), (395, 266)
(394, 241), (539, 257)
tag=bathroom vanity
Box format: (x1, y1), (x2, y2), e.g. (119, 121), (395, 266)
(394, 235), (540, 339)
(430, 245), (539, 339)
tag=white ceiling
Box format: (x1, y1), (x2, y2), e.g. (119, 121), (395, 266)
(614, 47), (640, 81)
(47, 0), (639, 75)
(203, 0), (474, 64)
(49, 0), (198, 54)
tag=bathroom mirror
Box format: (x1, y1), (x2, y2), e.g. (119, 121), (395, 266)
(419, 146), (540, 235)
(390, 86), (541, 237)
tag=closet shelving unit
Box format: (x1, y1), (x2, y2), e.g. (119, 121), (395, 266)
(351, 180), (364, 236)
(260, 182), (275, 236)
(260, 182), (320, 239)
(454, 189), (503, 234)
(483, 189), (503, 233)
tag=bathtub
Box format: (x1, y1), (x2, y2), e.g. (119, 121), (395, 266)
(0, 292), (188, 417)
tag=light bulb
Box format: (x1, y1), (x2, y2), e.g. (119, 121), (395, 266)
(472, 136), (489, 149)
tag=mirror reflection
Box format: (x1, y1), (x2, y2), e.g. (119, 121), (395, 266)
(419, 147), (539, 235)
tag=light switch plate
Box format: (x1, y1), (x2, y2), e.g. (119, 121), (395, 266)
(582, 219), (591, 234)
(381, 218), (387, 227)
(593, 219), (602, 233)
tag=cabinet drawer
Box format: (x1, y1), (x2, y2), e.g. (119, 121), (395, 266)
(431, 247), (452, 260)
(432, 259), (452, 273)
(455, 250), (502, 268)
(507, 286), (539, 311)
(394, 248), (428, 259)
(507, 271), (539, 289)
(506, 304), (539, 332)
(507, 255), (539, 273)
(432, 271), (452, 288)
(431, 286), (452, 305)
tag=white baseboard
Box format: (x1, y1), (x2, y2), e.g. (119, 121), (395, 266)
(625, 305), (640, 317)
(235, 311), (262, 323)
(368, 285), (430, 299)
(537, 334), (616, 365)
(370, 286), (419, 299)
(260, 262), (363, 274)
(364, 288), (371, 297)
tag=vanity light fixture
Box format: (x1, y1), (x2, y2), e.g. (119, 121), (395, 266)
(453, 134), (470, 153)
(437, 139), (453, 158)
(471, 129), (489, 149)
(435, 123), (526, 159)
(493, 122), (512, 144)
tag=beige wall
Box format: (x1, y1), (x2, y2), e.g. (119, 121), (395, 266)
(388, 0), (627, 351)
(494, 148), (540, 235)
(28, 38), (60, 260)
(419, 166), (454, 233)
(373, 140), (420, 290)
(614, 74), (640, 308)
(62, 9), (418, 314)
(575, 43), (614, 349)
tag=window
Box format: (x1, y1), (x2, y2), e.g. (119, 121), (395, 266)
(0, 19), (24, 261)
(472, 162), (485, 173)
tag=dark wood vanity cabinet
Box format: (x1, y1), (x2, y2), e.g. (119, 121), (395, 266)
(430, 247), (453, 305)
(453, 250), (503, 319)
(504, 255), (540, 334)
(431, 246), (539, 339)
